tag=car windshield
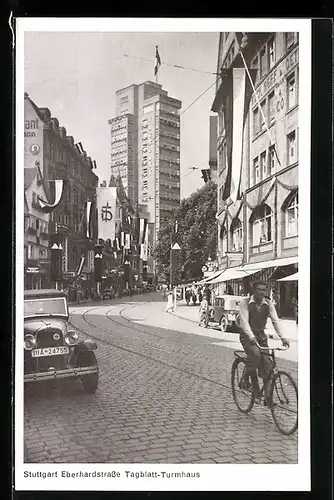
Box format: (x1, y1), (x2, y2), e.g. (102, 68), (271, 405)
(24, 297), (68, 317)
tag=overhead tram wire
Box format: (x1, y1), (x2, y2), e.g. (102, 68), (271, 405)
(123, 53), (218, 76)
(134, 79), (218, 171)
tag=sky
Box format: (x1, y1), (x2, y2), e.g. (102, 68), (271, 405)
(24, 31), (219, 199)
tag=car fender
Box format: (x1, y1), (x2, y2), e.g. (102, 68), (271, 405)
(74, 339), (97, 352)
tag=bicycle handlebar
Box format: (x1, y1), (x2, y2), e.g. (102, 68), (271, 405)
(255, 342), (289, 351)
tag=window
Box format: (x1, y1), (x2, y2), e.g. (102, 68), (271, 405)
(260, 151), (267, 179)
(287, 131), (296, 165)
(285, 192), (298, 237)
(253, 157), (260, 185)
(285, 32), (296, 49)
(260, 99), (267, 131)
(231, 218), (243, 252)
(39, 247), (47, 259)
(287, 72), (297, 109)
(32, 191), (37, 206)
(260, 47), (267, 77)
(268, 146), (275, 175)
(73, 188), (78, 206)
(268, 38), (276, 69)
(220, 224), (227, 255)
(253, 107), (260, 135)
(251, 205), (272, 246)
(268, 91), (275, 123)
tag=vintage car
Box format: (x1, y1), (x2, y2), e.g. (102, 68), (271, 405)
(207, 294), (243, 332)
(102, 287), (115, 300)
(24, 289), (99, 393)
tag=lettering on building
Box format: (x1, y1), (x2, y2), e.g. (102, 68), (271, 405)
(24, 119), (39, 138)
(251, 46), (299, 108)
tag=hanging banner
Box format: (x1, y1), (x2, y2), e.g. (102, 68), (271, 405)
(85, 201), (93, 239)
(38, 180), (64, 213)
(140, 242), (148, 261)
(219, 68), (256, 204)
(139, 218), (148, 244)
(230, 68), (246, 204)
(76, 254), (86, 276)
(96, 187), (117, 242)
(125, 233), (131, 250)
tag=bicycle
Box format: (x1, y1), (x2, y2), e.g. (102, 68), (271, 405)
(231, 340), (298, 435)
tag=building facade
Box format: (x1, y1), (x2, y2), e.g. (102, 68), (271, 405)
(24, 166), (51, 289)
(212, 32), (299, 317)
(109, 81), (182, 268)
(24, 93), (99, 289)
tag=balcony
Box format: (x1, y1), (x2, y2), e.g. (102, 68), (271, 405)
(282, 235), (298, 250)
(218, 252), (243, 269)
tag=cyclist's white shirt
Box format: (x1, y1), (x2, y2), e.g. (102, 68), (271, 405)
(239, 295), (284, 341)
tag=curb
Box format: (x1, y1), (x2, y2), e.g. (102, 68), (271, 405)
(171, 308), (298, 342)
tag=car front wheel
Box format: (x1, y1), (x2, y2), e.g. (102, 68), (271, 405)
(77, 351), (99, 393)
(220, 316), (228, 332)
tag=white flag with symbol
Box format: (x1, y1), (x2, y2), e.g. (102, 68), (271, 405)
(96, 187), (117, 242)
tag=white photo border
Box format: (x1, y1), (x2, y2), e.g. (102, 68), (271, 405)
(15, 17), (311, 492)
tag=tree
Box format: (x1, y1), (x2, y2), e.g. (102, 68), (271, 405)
(154, 181), (217, 283)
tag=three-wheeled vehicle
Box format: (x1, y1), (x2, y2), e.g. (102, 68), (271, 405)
(24, 289), (99, 393)
(206, 294), (243, 332)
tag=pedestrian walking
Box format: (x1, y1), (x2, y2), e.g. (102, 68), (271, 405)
(198, 296), (209, 327)
(165, 291), (174, 313)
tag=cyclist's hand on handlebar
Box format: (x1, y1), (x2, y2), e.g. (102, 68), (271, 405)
(249, 337), (257, 346)
(281, 337), (290, 348)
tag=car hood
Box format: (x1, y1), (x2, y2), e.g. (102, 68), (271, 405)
(24, 317), (68, 336)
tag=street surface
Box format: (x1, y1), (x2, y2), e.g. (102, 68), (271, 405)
(24, 292), (298, 464)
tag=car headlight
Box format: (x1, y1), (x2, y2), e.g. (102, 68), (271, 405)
(24, 334), (36, 351)
(64, 330), (79, 346)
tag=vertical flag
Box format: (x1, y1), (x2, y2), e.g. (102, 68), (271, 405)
(125, 233), (131, 250)
(96, 187), (117, 242)
(76, 254), (86, 277)
(154, 46), (161, 76)
(219, 68), (256, 204)
(85, 201), (93, 239)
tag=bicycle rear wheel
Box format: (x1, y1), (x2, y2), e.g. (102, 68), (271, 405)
(270, 370), (298, 435)
(231, 357), (255, 413)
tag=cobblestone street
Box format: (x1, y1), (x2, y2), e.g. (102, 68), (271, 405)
(24, 293), (298, 464)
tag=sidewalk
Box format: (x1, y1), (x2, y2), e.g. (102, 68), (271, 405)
(172, 302), (298, 342)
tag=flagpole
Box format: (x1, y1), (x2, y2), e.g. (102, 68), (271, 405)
(239, 48), (281, 167)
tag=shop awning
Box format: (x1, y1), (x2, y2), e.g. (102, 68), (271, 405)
(197, 269), (225, 284)
(277, 272), (298, 281)
(209, 266), (259, 284)
(241, 256), (298, 272)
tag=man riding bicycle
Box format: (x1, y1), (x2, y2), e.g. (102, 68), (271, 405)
(238, 280), (290, 403)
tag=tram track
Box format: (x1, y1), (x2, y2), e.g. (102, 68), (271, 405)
(69, 301), (233, 392)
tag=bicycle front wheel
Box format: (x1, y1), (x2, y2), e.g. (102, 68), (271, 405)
(231, 357), (255, 413)
(270, 370), (298, 435)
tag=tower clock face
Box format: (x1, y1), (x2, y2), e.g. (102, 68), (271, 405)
(30, 144), (40, 155)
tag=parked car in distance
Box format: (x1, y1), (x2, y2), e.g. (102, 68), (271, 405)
(24, 289), (99, 393)
(102, 287), (115, 300)
(208, 294), (243, 332)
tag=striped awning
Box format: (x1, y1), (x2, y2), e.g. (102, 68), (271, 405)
(278, 272), (298, 281)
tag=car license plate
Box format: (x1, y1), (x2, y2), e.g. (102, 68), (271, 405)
(31, 346), (70, 357)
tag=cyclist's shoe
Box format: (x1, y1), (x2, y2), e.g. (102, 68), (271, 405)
(239, 379), (252, 392)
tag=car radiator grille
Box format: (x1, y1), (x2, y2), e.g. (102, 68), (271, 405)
(35, 328), (66, 372)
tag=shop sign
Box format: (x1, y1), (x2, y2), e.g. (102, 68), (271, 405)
(26, 267), (39, 273)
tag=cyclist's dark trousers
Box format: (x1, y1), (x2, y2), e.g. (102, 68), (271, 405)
(240, 332), (272, 392)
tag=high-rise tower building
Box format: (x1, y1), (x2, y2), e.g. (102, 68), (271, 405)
(109, 81), (182, 248)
